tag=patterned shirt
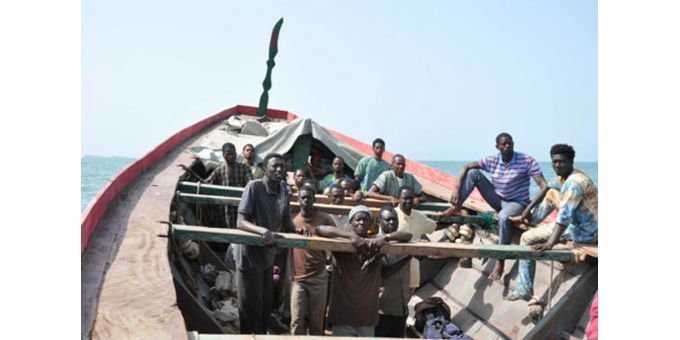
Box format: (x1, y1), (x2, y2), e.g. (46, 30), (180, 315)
(204, 162), (253, 228)
(478, 152), (543, 205)
(318, 173), (351, 194)
(354, 156), (391, 192)
(548, 169), (598, 243)
(373, 170), (422, 198)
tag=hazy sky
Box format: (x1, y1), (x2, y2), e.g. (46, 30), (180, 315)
(82, 0), (597, 161)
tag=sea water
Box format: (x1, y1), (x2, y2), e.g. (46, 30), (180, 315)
(81, 156), (597, 212)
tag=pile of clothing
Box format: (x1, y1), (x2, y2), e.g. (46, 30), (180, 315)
(414, 297), (471, 339)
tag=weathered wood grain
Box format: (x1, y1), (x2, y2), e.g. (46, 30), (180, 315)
(172, 224), (577, 261)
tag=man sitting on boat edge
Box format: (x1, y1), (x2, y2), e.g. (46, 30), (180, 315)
(507, 143), (598, 303)
(443, 132), (547, 282)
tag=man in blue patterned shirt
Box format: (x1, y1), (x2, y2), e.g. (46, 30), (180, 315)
(508, 143), (598, 301)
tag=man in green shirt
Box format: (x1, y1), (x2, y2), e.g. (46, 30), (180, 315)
(354, 138), (391, 197)
(368, 154), (425, 206)
(318, 157), (351, 194)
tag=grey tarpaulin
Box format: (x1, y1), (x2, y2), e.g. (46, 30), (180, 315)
(250, 118), (365, 170)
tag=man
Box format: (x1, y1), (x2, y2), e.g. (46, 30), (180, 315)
(445, 133), (547, 281)
(241, 143), (265, 179)
(291, 169), (307, 193)
(204, 142), (254, 228)
(395, 186), (437, 292)
(354, 138), (391, 197)
(341, 178), (364, 201)
(318, 156), (351, 194)
(327, 184), (346, 206)
(290, 185), (336, 335)
(235, 153), (298, 334)
(375, 205), (415, 337)
(316, 205), (412, 337)
(507, 144), (597, 302)
(368, 154), (425, 206)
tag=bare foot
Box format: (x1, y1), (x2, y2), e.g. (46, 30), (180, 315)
(508, 215), (530, 229)
(506, 294), (523, 301)
(488, 262), (504, 281)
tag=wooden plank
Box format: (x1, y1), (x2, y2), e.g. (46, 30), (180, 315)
(176, 192), (488, 226)
(524, 265), (598, 340)
(177, 181), (453, 212)
(171, 224), (577, 261)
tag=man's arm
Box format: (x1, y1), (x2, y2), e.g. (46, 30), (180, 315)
(518, 185), (550, 224)
(531, 222), (567, 252)
(368, 230), (413, 251)
(450, 161), (481, 206)
(367, 184), (399, 205)
(381, 255), (413, 278)
(316, 225), (367, 250)
(236, 213), (278, 246)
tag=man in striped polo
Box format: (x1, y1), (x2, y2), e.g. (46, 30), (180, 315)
(444, 133), (547, 281)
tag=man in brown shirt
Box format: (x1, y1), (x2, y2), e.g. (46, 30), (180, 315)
(289, 185), (336, 335)
(316, 205), (412, 337)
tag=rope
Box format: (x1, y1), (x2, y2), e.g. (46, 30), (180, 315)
(547, 260), (555, 312)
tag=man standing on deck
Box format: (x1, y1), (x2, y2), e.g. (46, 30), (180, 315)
(240, 143), (265, 179)
(368, 154), (426, 206)
(375, 204), (415, 337)
(507, 144), (597, 302)
(394, 186), (437, 293)
(444, 133), (547, 281)
(354, 138), (391, 199)
(290, 185), (336, 335)
(315, 205), (412, 337)
(235, 153), (298, 334)
(204, 142), (253, 228)
(318, 157), (351, 194)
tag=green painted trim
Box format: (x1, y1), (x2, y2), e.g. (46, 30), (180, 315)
(172, 224), (575, 261)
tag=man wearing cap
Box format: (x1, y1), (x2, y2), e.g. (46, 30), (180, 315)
(316, 205), (412, 337)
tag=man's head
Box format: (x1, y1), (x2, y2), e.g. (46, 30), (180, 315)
(328, 184), (345, 205)
(495, 133), (514, 159)
(378, 205), (399, 234)
(309, 150), (322, 167)
(340, 178), (353, 195)
(263, 153), (285, 182)
(299, 185), (317, 213)
(398, 185), (415, 215)
(331, 157), (345, 175)
(348, 205), (372, 237)
(550, 144), (576, 178)
(372, 138), (386, 160)
(392, 154), (406, 177)
(222, 143), (237, 165)
(293, 169), (306, 188)
(242, 144), (255, 161)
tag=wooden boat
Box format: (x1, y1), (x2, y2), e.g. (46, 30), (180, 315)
(81, 20), (597, 340)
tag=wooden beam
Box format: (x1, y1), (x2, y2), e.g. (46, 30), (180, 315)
(524, 265), (598, 339)
(176, 192), (488, 226)
(171, 224), (577, 262)
(177, 181), (453, 212)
